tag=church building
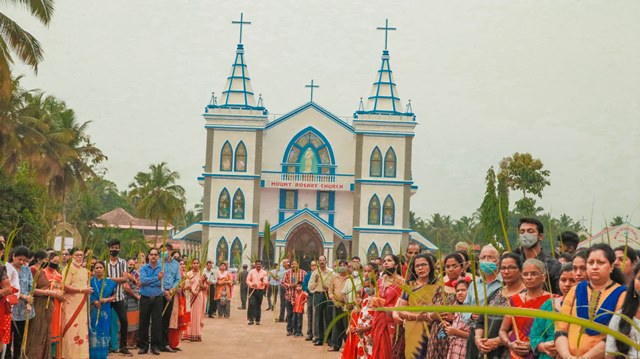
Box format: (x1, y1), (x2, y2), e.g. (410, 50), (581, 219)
(193, 15), (425, 268)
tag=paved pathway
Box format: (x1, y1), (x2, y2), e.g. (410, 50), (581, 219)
(132, 287), (341, 359)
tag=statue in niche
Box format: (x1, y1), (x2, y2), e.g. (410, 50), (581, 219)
(303, 149), (314, 173)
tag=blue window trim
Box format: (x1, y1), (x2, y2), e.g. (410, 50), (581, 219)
(382, 195), (395, 226)
(368, 194), (381, 225)
(234, 141), (247, 173)
(279, 189), (298, 222)
(220, 141), (233, 172)
(370, 147), (382, 177)
(281, 126), (336, 175)
(384, 147), (397, 178)
(367, 242), (379, 259)
(216, 237), (229, 265)
(230, 237), (242, 267)
(217, 188), (231, 219)
(232, 188), (245, 220)
(381, 243), (393, 256)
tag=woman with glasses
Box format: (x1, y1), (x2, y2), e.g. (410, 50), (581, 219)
(425, 252), (465, 358)
(61, 248), (93, 359)
(555, 243), (627, 359)
(393, 253), (438, 359)
(529, 264), (575, 359)
(472, 252), (525, 359)
(498, 259), (552, 359)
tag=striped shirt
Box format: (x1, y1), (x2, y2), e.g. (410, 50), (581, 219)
(107, 257), (128, 301)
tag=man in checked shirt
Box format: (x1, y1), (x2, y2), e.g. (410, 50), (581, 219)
(282, 259), (306, 336)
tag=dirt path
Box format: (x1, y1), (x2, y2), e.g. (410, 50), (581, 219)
(132, 286), (342, 359)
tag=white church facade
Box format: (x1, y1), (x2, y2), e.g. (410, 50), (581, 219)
(181, 15), (431, 268)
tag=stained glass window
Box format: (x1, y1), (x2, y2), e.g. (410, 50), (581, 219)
(318, 192), (330, 211)
(370, 148), (382, 177)
(285, 191), (296, 209)
(366, 243), (379, 261)
(368, 195), (381, 225)
(216, 237), (229, 265)
(384, 148), (396, 178)
(235, 142), (247, 172)
(221, 142), (233, 171)
(383, 196), (394, 225)
(218, 189), (230, 218)
(232, 189), (245, 219)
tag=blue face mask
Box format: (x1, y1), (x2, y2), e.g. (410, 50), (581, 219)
(479, 261), (497, 274)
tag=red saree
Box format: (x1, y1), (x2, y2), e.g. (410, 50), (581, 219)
(508, 293), (552, 359)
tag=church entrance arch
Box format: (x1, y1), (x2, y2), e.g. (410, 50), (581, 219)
(285, 222), (323, 272)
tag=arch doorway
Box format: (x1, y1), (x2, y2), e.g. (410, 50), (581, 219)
(285, 222), (323, 272)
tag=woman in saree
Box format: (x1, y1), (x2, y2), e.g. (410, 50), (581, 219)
(0, 255), (14, 358)
(124, 258), (140, 349)
(61, 248), (93, 359)
(529, 264), (575, 359)
(89, 261), (116, 359)
(555, 243), (627, 359)
(169, 259), (189, 350)
(498, 259), (552, 359)
(426, 252), (465, 358)
(394, 253), (438, 359)
(26, 252), (64, 359)
(369, 254), (403, 358)
(215, 262), (233, 318)
(472, 252), (525, 359)
(184, 258), (207, 342)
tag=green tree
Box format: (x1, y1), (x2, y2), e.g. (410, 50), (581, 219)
(479, 167), (501, 242)
(501, 153), (550, 216)
(425, 213), (453, 252)
(0, 0), (54, 100)
(128, 162), (186, 246)
(609, 216), (625, 227)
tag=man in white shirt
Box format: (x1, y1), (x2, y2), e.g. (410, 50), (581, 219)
(203, 261), (217, 318)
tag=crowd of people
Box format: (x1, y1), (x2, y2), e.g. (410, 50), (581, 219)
(0, 239), (241, 359)
(258, 217), (640, 359)
(0, 216), (639, 359)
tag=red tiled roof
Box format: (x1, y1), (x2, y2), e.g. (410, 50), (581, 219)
(93, 208), (174, 230)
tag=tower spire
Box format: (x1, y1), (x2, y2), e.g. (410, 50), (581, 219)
(213, 13), (263, 110)
(357, 18), (410, 116)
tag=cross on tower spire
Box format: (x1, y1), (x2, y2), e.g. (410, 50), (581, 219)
(305, 80), (319, 102)
(377, 18), (396, 50)
(232, 12), (252, 44)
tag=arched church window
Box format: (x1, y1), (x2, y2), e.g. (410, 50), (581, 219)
(366, 243), (379, 262)
(370, 147), (382, 177)
(382, 195), (395, 226)
(368, 195), (381, 225)
(384, 148), (396, 178)
(336, 242), (347, 260)
(235, 142), (247, 172)
(382, 243), (393, 256)
(232, 189), (245, 219)
(216, 237), (229, 265)
(283, 128), (335, 175)
(217, 189), (230, 219)
(220, 142), (233, 171)
(231, 238), (242, 268)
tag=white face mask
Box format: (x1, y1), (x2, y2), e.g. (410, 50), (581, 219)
(352, 271), (359, 277)
(519, 233), (539, 249)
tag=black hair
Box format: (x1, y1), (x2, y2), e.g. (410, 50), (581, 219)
(586, 243), (626, 285)
(613, 262), (640, 356)
(557, 231), (579, 246)
(338, 260), (348, 266)
(163, 243), (173, 251)
(614, 245), (639, 263)
(444, 252), (465, 266)
(170, 250), (180, 257)
(364, 262), (379, 287)
(108, 239), (121, 247)
(560, 263), (573, 274)
(148, 247), (159, 254)
(93, 261), (106, 270)
(499, 252), (523, 271)
(32, 249), (48, 263)
(48, 252), (60, 261)
(351, 256), (361, 261)
(559, 252), (573, 263)
(573, 249), (588, 261)
(518, 217), (544, 234)
(382, 254), (402, 275)
(254, 259), (263, 264)
(13, 246), (30, 258)
(407, 253), (437, 285)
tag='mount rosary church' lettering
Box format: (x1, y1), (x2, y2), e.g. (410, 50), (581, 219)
(175, 15), (434, 268)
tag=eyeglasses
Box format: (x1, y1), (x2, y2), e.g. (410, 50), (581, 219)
(479, 255), (497, 260)
(499, 266), (519, 272)
(149, 253), (159, 257)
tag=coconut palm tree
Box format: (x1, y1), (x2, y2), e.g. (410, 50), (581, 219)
(128, 162), (186, 246)
(0, 0), (54, 100)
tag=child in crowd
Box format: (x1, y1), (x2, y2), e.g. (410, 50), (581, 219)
(292, 283), (308, 337)
(446, 276), (471, 359)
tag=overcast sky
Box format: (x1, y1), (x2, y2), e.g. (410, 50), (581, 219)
(7, 0), (640, 231)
